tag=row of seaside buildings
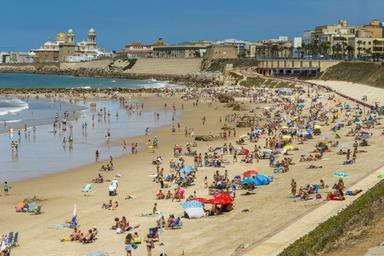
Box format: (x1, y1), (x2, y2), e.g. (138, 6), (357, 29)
(1, 19), (384, 64)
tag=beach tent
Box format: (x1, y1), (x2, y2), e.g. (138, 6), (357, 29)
(242, 170), (258, 177)
(182, 201), (205, 218)
(185, 207), (205, 219)
(255, 174), (271, 186)
(241, 177), (256, 185)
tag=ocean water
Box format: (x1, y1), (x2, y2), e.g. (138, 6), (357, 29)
(0, 73), (180, 182)
(0, 98), (178, 182)
(0, 72), (182, 89)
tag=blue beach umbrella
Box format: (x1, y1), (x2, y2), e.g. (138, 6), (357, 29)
(306, 129), (313, 134)
(179, 167), (192, 173)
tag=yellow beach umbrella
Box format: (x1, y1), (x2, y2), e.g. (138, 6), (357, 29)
(282, 135), (292, 140)
(283, 144), (296, 151)
(314, 125), (322, 129)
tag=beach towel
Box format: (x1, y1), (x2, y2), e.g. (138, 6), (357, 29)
(86, 251), (109, 256)
(334, 172), (348, 177)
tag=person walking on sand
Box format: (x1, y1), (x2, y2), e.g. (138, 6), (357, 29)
(145, 234), (154, 256)
(96, 150), (100, 162)
(3, 181), (9, 196)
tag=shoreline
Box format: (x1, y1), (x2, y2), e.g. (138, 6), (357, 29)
(0, 94), (180, 182)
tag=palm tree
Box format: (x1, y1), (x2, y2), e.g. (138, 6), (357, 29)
(357, 40), (362, 59)
(346, 45), (354, 60)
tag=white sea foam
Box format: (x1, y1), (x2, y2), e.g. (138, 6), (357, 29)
(140, 80), (186, 89)
(0, 98), (29, 116)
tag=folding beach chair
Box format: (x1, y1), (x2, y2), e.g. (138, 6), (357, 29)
(12, 232), (18, 247)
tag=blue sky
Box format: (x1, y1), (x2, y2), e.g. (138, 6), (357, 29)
(0, 0), (383, 51)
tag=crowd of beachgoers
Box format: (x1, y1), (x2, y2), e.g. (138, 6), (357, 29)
(1, 82), (384, 256)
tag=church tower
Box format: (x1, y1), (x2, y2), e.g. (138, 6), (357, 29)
(67, 29), (75, 44)
(87, 28), (96, 46)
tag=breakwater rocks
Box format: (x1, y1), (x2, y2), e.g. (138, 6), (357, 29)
(0, 64), (223, 88)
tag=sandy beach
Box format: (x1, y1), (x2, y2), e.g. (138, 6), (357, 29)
(1, 82), (384, 256)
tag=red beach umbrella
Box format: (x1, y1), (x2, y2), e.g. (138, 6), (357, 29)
(212, 193), (234, 205)
(243, 170), (258, 177)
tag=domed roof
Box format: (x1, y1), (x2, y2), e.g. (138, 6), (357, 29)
(56, 33), (66, 41)
(89, 28), (96, 33)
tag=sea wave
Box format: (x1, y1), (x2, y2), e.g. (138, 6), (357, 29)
(140, 80), (186, 89)
(0, 98), (29, 116)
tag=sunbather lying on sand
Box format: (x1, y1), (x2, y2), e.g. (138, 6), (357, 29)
(306, 165), (323, 169)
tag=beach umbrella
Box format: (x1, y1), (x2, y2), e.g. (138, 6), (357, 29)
(297, 103), (305, 108)
(241, 177), (256, 185)
(281, 126), (289, 129)
(181, 200), (203, 209)
(282, 135), (292, 140)
(283, 145), (296, 151)
(360, 131), (369, 135)
(212, 193), (234, 205)
(179, 167), (192, 173)
(242, 170), (258, 177)
(239, 134), (248, 140)
(335, 123), (344, 127)
(314, 125), (322, 129)
(307, 129), (313, 134)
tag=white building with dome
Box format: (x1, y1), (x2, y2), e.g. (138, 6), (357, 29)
(33, 28), (112, 63)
